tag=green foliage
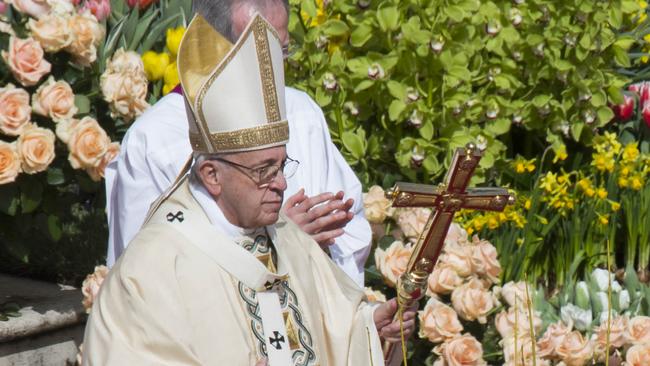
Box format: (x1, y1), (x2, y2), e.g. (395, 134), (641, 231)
(287, 0), (639, 187)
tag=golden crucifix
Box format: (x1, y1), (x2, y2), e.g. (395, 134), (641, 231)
(383, 143), (514, 364)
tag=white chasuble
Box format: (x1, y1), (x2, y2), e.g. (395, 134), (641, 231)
(82, 179), (384, 366)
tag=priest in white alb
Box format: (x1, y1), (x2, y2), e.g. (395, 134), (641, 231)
(83, 13), (415, 366)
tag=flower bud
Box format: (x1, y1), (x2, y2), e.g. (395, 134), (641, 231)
(510, 8), (523, 26)
(408, 110), (423, 128)
(406, 87), (419, 102)
(367, 63), (385, 79)
(344, 101), (359, 116)
(583, 109), (596, 124)
(533, 43), (545, 58)
(486, 21), (501, 36)
(429, 36), (445, 53)
(411, 149), (425, 167)
(512, 114), (523, 124)
(322, 72), (338, 91)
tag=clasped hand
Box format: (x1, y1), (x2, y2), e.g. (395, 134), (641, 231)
(282, 189), (354, 247)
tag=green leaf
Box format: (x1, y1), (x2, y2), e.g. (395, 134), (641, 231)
(597, 106), (615, 125)
(613, 45), (631, 67)
(139, 14), (182, 53)
(388, 99), (406, 121)
(614, 37), (636, 51)
(444, 5), (466, 21)
(386, 80), (407, 100)
(20, 179), (43, 214)
(122, 8), (140, 49)
(571, 121), (584, 141)
(322, 19), (349, 37)
(532, 94), (552, 107)
(591, 91), (607, 107)
(46, 168), (65, 186)
(607, 85), (625, 105)
(354, 79), (374, 93)
(0, 185), (19, 216)
(47, 215), (62, 242)
(128, 7), (158, 51)
(350, 23), (373, 47)
(422, 154), (440, 173)
(621, 0), (640, 13)
(401, 17), (429, 44)
(376, 6), (399, 32)
(341, 131), (365, 159)
(419, 121), (434, 140)
(74, 94), (91, 115)
(300, 0), (318, 18)
(485, 118), (511, 135)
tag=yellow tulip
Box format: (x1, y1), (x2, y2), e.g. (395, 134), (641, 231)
(166, 26), (185, 57)
(162, 61), (180, 95)
(141, 51), (170, 81)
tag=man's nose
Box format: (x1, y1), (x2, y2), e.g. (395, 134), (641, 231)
(269, 170), (287, 191)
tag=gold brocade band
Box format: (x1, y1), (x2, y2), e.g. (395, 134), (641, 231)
(189, 121), (289, 153)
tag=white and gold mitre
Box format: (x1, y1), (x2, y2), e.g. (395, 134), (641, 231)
(177, 13), (288, 153)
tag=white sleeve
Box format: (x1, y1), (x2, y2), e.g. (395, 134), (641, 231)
(105, 129), (172, 267)
(286, 92), (371, 287)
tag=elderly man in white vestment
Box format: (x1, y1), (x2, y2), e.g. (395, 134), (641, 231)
(83, 13), (415, 366)
(104, 0), (371, 286)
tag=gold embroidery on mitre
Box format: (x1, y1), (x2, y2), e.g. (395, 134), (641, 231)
(189, 121), (289, 152)
(252, 18), (281, 124)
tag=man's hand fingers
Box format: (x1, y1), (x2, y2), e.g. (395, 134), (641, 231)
(298, 192), (335, 211)
(373, 298), (398, 325)
(305, 199), (346, 222)
(283, 189), (307, 209)
(311, 228), (345, 246)
(380, 318), (416, 339)
(304, 208), (349, 231)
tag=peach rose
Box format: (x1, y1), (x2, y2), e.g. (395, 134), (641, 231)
(495, 306), (542, 339)
(32, 77), (77, 122)
(9, 0), (50, 18)
(100, 68), (150, 123)
(625, 343), (650, 366)
(374, 240), (412, 287)
(419, 298), (463, 343)
(470, 236), (501, 284)
(105, 48), (145, 74)
(501, 335), (549, 366)
(440, 242), (474, 277)
(451, 278), (494, 323)
(86, 141), (119, 181)
(54, 118), (79, 144)
(556, 330), (594, 366)
(16, 125), (55, 174)
(0, 141), (21, 184)
(67, 116), (110, 169)
(593, 315), (629, 351)
(501, 281), (534, 308)
(427, 263), (463, 295)
(396, 207), (431, 241)
(537, 320), (572, 359)
(364, 287), (386, 303)
(65, 11), (105, 66)
(363, 185), (392, 224)
(432, 334), (487, 366)
(628, 316), (650, 345)
(0, 84), (31, 136)
(81, 265), (108, 313)
(28, 14), (72, 52)
(1, 37), (51, 87)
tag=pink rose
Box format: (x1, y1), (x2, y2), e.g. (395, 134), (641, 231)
(1, 37), (51, 87)
(628, 316), (650, 345)
(555, 330), (594, 366)
(0, 84), (31, 136)
(67, 116), (110, 169)
(470, 236), (501, 284)
(374, 240), (412, 287)
(82, 0), (110, 21)
(419, 298), (463, 343)
(494, 306), (542, 339)
(592, 315), (629, 351)
(427, 263), (463, 295)
(0, 141), (21, 184)
(9, 0), (50, 18)
(433, 334), (487, 366)
(626, 343), (650, 366)
(451, 278), (494, 323)
(536, 320), (572, 359)
(16, 125), (55, 174)
(86, 141), (119, 181)
(81, 265), (109, 313)
(32, 77), (77, 122)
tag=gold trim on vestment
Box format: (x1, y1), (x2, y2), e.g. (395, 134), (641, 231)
(189, 121), (289, 152)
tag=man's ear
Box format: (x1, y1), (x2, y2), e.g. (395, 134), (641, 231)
(198, 160), (222, 197)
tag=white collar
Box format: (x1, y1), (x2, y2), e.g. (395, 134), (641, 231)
(188, 178), (260, 238)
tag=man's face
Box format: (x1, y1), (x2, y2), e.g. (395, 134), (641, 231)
(210, 146), (288, 228)
(232, 1), (289, 49)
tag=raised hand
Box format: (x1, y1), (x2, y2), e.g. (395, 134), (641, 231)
(282, 189), (354, 248)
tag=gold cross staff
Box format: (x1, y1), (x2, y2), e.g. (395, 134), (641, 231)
(383, 143), (515, 364)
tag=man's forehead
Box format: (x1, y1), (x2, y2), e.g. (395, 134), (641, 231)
(228, 146), (287, 164)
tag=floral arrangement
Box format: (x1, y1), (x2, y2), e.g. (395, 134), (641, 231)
(363, 185), (650, 365)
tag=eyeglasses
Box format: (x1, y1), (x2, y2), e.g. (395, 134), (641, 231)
(213, 156), (300, 188)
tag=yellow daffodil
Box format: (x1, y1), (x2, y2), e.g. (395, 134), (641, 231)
(162, 61), (179, 95)
(513, 157), (536, 174)
(538, 216), (549, 225)
(610, 201), (621, 211)
(618, 176), (629, 188)
(539, 172), (558, 193)
(598, 214), (609, 226)
(166, 26), (186, 57)
(300, 0), (327, 27)
(487, 216), (499, 230)
(141, 51), (170, 81)
(577, 178), (592, 191)
(515, 161), (526, 173)
(596, 187), (608, 199)
(524, 199), (531, 210)
(592, 152), (615, 172)
(467, 227), (475, 236)
(585, 187), (596, 197)
(553, 144), (568, 163)
(620, 165), (631, 177)
(516, 238), (524, 246)
(631, 175), (644, 190)
(622, 142), (640, 162)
